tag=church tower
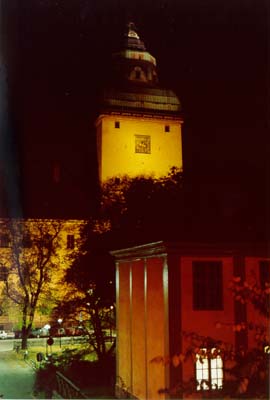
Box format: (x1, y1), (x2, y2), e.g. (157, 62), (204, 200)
(96, 23), (183, 183)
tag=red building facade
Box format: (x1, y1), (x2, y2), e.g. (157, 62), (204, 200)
(111, 241), (269, 399)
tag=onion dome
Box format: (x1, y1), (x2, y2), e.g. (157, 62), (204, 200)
(100, 23), (181, 117)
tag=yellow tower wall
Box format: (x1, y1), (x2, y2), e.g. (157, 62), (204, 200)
(96, 114), (183, 182)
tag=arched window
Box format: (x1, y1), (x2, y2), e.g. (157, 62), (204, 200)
(130, 66), (146, 82)
(135, 70), (141, 79)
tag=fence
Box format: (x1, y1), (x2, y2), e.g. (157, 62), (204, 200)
(55, 371), (87, 399)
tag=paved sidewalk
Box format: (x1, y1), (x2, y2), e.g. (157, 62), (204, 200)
(0, 351), (36, 399)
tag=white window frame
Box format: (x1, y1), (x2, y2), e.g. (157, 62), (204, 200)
(196, 348), (223, 391)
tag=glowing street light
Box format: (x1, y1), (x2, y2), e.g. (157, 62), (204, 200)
(57, 318), (63, 348)
(109, 305), (114, 339)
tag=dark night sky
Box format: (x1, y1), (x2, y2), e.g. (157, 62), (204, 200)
(1, 0), (269, 218)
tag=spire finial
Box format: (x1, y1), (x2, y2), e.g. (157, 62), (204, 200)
(127, 22), (140, 40)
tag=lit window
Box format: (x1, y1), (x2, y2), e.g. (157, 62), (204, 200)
(196, 348), (223, 391)
(165, 125), (170, 132)
(193, 261), (223, 310)
(67, 234), (75, 249)
(115, 121), (120, 129)
(135, 135), (151, 154)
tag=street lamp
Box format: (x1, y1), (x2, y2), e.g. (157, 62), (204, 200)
(57, 318), (63, 348)
(109, 305), (114, 339)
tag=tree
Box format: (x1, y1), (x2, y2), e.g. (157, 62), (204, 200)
(96, 165), (264, 247)
(53, 247), (116, 363)
(0, 218), (83, 349)
(97, 167), (185, 247)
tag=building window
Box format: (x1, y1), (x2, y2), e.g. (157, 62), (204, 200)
(135, 135), (151, 154)
(67, 234), (75, 249)
(259, 260), (270, 288)
(0, 234), (10, 247)
(115, 121), (120, 129)
(196, 348), (223, 391)
(193, 261), (223, 310)
(0, 266), (8, 281)
(22, 235), (31, 248)
(43, 234), (52, 250)
(165, 125), (170, 132)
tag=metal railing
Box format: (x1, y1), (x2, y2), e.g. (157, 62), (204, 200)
(55, 371), (87, 399)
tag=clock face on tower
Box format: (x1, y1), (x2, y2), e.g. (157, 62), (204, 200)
(135, 135), (151, 154)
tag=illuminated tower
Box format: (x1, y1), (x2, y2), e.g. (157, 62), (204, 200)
(96, 23), (183, 183)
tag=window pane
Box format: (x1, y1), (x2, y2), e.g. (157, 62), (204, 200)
(196, 350), (209, 390)
(67, 234), (75, 249)
(0, 234), (10, 247)
(210, 350), (223, 389)
(193, 261), (223, 310)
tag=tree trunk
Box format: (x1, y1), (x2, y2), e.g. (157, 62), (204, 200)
(21, 329), (28, 350)
(21, 325), (31, 350)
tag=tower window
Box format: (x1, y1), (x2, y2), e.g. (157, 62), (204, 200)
(193, 261), (223, 310)
(115, 121), (120, 129)
(67, 234), (75, 249)
(196, 348), (223, 391)
(165, 125), (170, 132)
(135, 70), (141, 79)
(135, 135), (151, 154)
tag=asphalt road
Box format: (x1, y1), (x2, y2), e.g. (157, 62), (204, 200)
(0, 351), (36, 399)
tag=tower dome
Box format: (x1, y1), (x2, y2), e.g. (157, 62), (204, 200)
(112, 22), (159, 88)
(100, 22), (181, 116)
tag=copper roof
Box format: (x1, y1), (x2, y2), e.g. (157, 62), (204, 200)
(99, 23), (182, 117)
(101, 87), (181, 115)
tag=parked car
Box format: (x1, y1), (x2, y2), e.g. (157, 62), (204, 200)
(6, 331), (15, 339)
(0, 330), (8, 339)
(29, 328), (42, 338)
(29, 327), (50, 338)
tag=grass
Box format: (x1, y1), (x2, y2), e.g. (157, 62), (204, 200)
(14, 339), (116, 398)
(14, 337), (96, 362)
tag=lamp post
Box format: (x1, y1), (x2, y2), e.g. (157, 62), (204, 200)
(57, 318), (63, 348)
(109, 305), (114, 340)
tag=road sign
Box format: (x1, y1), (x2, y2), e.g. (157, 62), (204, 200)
(47, 337), (54, 346)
